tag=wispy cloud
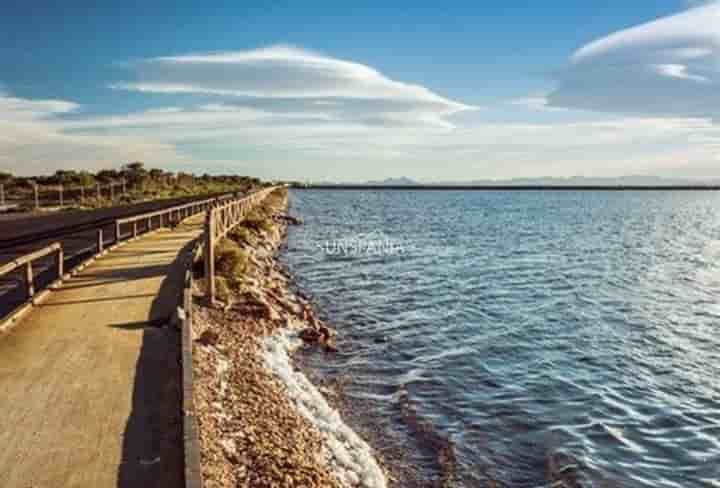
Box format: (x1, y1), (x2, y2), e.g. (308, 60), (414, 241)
(111, 45), (476, 128)
(507, 96), (568, 112)
(0, 93), (183, 175)
(0, 92), (79, 120)
(547, 1), (719, 119)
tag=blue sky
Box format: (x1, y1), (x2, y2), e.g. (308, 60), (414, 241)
(1, 1), (718, 181)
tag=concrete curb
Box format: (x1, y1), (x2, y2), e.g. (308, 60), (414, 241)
(180, 241), (204, 488)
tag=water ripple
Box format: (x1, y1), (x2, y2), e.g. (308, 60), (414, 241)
(283, 190), (720, 487)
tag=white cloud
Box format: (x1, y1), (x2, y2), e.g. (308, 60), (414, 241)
(3, 34), (720, 180)
(507, 96), (568, 112)
(61, 98), (720, 180)
(0, 93), (183, 175)
(112, 45), (475, 128)
(653, 63), (710, 82)
(0, 93), (79, 120)
(548, 1), (720, 118)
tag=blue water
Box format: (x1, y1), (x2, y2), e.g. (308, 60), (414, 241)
(281, 190), (720, 487)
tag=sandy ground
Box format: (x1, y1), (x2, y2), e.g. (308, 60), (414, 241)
(0, 219), (202, 487)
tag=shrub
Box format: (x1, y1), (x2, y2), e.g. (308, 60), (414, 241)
(228, 226), (257, 247)
(214, 239), (249, 277)
(214, 276), (232, 303)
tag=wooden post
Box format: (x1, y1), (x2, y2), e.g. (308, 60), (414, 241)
(115, 221), (121, 243)
(97, 229), (104, 253)
(56, 248), (64, 279)
(204, 210), (215, 302)
(122, 179), (126, 195)
(133, 221), (138, 238)
(80, 185), (85, 204)
(110, 182), (115, 201)
(148, 216), (152, 231)
(33, 184), (39, 210)
(97, 183), (101, 201)
(24, 262), (34, 299)
(58, 184), (63, 207)
(0, 183), (4, 206)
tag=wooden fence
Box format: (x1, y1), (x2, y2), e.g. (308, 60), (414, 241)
(203, 186), (282, 303)
(0, 242), (63, 303)
(115, 194), (233, 243)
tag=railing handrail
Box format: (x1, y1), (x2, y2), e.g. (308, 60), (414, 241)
(204, 185), (285, 302)
(0, 242), (61, 278)
(208, 186), (280, 241)
(116, 194), (232, 225)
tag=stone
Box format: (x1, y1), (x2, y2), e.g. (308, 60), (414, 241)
(299, 328), (321, 343)
(197, 328), (220, 346)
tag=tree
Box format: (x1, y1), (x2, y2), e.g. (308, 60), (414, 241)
(123, 161), (145, 173)
(96, 169), (119, 183)
(77, 171), (95, 187)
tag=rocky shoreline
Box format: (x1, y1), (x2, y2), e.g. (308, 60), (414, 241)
(190, 188), (387, 487)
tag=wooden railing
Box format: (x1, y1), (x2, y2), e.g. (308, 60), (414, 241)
(114, 194), (236, 242)
(0, 192), (240, 325)
(0, 186), (283, 324)
(0, 242), (63, 302)
(204, 186), (283, 302)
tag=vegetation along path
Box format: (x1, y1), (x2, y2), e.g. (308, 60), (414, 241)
(0, 217), (203, 488)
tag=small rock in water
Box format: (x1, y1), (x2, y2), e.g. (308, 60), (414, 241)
(319, 325), (336, 340)
(299, 328), (322, 343)
(322, 337), (338, 353)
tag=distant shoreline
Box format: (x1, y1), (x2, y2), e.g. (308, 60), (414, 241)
(294, 184), (720, 191)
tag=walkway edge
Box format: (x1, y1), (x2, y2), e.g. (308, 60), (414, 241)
(181, 242), (204, 488)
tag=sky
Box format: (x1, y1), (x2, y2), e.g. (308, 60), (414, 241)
(1, 1), (719, 181)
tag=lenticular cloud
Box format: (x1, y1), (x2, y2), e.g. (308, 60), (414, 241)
(113, 45), (474, 129)
(548, 1), (719, 119)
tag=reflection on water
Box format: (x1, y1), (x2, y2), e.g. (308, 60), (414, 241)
(281, 190), (720, 487)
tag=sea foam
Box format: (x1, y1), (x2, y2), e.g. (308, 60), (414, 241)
(262, 330), (387, 488)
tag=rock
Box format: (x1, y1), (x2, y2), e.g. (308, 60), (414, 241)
(299, 328), (321, 343)
(319, 325), (336, 340)
(322, 337), (338, 353)
(220, 438), (239, 463)
(197, 329), (220, 346)
(302, 304), (320, 327)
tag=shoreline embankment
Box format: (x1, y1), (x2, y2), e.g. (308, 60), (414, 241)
(190, 188), (387, 487)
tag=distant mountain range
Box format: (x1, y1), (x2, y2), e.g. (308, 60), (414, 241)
(354, 176), (720, 186)
(363, 177), (419, 186)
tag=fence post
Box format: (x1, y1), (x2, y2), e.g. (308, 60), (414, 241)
(24, 262), (34, 299)
(97, 183), (101, 201)
(80, 185), (85, 205)
(56, 247), (64, 279)
(58, 185), (63, 207)
(133, 222), (138, 238)
(204, 210), (215, 303)
(97, 229), (104, 253)
(0, 183), (4, 206)
(33, 184), (39, 210)
(110, 182), (115, 201)
(115, 221), (121, 243)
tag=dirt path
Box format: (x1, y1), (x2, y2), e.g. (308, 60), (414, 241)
(0, 219), (202, 488)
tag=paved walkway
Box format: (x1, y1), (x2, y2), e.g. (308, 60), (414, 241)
(0, 219), (202, 488)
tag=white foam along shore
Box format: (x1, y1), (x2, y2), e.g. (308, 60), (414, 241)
(262, 328), (388, 488)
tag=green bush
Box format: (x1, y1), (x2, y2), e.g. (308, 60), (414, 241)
(228, 226), (257, 247)
(214, 240), (249, 277)
(214, 276), (232, 302)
